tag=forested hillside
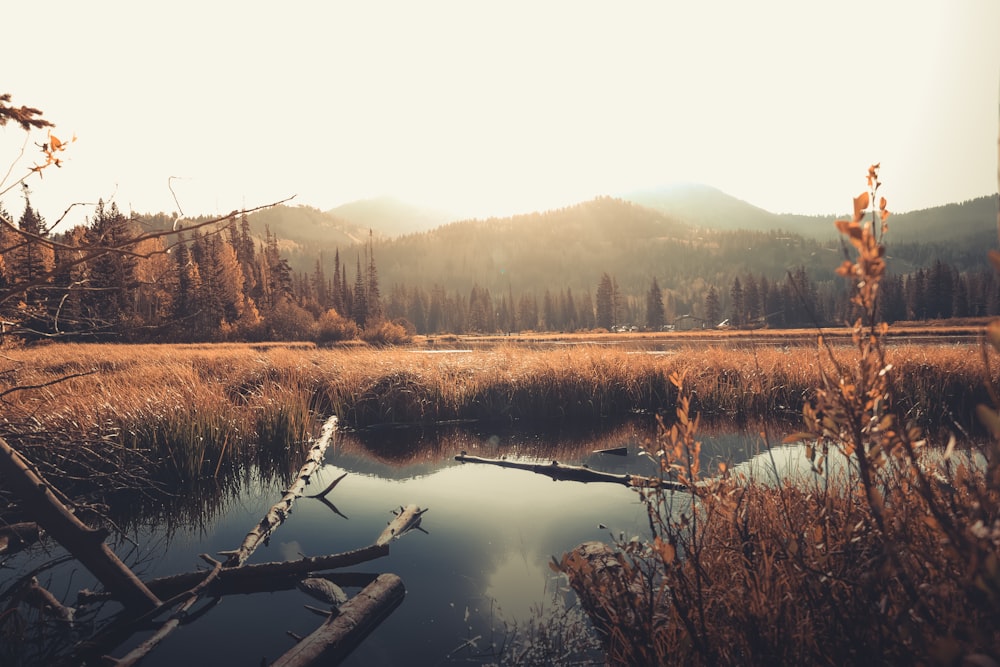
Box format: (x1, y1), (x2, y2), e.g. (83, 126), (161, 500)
(1, 189), (996, 343)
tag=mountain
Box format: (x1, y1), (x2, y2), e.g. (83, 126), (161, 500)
(621, 184), (998, 247)
(621, 183), (838, 239)
(367, 197), (839, 302)
(327, 196), (454, 237)
(238, 191), (996, 303)
(243, 204), (369, 253)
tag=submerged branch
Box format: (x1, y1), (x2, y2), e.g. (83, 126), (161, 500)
(454, 453), (689, 491)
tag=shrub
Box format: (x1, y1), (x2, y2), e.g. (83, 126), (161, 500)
(556, 166), (1000, 665)
(315, 308), (359, 343)
(361, 320), (412, 346)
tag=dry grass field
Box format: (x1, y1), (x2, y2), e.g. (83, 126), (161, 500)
(0, 335), (989, 486)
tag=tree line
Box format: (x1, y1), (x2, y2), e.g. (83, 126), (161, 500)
(2, 193), (996, 344)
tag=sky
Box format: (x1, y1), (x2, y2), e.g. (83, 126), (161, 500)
(2, 1), (999, 229)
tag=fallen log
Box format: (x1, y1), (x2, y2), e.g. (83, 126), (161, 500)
(454, 453), (688, 491)
(0, 435), (161, 612)
(270, 573), (405, 667)
(81, 544), (391, 603)
(20, 576), (75, 623)
(224, 416), (339, 568)
(109, 555), (223, 667)
(376, 505), (428, 547)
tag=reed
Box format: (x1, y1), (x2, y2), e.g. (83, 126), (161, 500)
(0, 336), (991, 487)
(554, 166), (1000, 665)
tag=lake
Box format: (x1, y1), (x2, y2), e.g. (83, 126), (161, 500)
(2, 418), (792, 666)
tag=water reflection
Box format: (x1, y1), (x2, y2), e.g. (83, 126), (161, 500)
(2, 418), (796, 666)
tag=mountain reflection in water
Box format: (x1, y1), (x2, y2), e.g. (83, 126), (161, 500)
(3, 418), (789, 666)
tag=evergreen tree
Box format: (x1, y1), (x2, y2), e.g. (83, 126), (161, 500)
(83, 200), (138, 335)
(13, 195), (54, 289)
(542, 289), (557, 331)
(705, 286), (721, 326)
(171, 232), (203, 339)
(331, 248), (343, 314)
(312, 257), (327, 310)
(729, 277), (744, 327)
(743, 274), (761, 322)
(351, 255), (367, 328)
(407, 286), (428, 333)
(428, 284), (445, 333)
(564, 287), (578, 331)
(366, 232), (382, 324)
(646, 277), (665, 330)
(596, 273), (615, 330)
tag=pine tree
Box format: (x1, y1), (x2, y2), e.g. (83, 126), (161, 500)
(312, 257), (327, 310)
(172, 232), (202, 339)
(83, 200), (138, 335)
(13, 195), (54, 289)
(705, 286), (721, 326)
(331, 248), (343, 314)
(744, 274), (761, 323)
(646, 277), (665, 330)
(729, 277), (744, 327)
(564, 287), (577, 331)
(366, 231), (382, 324)
(596, 273), (615, 330)
(542, 289), (557, 331)
(351, 255), (367, 329)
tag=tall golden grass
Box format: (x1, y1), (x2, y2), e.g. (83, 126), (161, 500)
(554, 166), (1000, 665)
(0, 338), (989, 485)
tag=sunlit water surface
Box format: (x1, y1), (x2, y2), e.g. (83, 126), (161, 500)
(3, 420), (805, 666)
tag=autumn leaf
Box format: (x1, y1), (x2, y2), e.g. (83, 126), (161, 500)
(853, 191), (869, 222)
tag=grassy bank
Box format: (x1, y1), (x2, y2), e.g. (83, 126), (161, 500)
(0, 338), (990, 487)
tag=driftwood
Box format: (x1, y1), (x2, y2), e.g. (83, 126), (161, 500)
(271, 573), (405, 667)
(297, 578), (348, 606)
(0, 521), (40, 555)
(131, 544), (390, 601)
(20, 576), (75, 623)
(376, 505), (428, 546)
(110, 555), (224, 667)
(224, 416), (339, 568)
(454, 453), (688, 491)
(0, 435), (161, 612)
(4, 411), (420, 666)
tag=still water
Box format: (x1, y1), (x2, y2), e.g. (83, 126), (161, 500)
(3, 420), (784, 666)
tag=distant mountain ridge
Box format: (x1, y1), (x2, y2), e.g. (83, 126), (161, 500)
(238, 188), (997, 294)
(620, 183), (998, 245)
(326, 196), (454, 237)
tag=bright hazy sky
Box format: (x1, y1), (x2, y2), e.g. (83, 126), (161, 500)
(2, 1), (999, 227)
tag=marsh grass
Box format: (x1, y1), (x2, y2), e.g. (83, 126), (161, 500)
(0, 335), (990, 494)
(554, 167), (1000, 665)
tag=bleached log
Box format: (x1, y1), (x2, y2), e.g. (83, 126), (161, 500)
(376, 505), (427, 547)
(224, 416), (339, 568)
(0, 435), (161, 612)
(270, 573), (405, 667)
(77, 544), (390, 604)
(454, 453), (688, 491)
